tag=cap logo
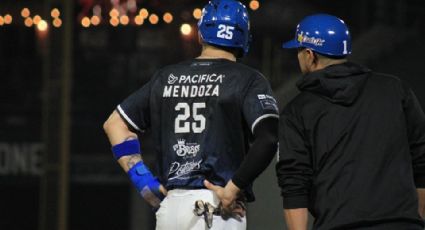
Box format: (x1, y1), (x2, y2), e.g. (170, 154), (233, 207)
(297, 31), (325, 47)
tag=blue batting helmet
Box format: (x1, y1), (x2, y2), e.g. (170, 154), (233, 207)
(282, 14), (352, 57)
(198, 0), (250, 56)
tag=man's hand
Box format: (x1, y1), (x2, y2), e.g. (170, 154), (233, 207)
(204, 179), (245, 218)
(141, 183), (167, 209)
(159, 185), (168, 196)
(417, 188), (425, 218)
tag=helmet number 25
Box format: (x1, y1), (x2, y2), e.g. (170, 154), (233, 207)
(217, 24), (234, 40)
(175, 102), (206, 133)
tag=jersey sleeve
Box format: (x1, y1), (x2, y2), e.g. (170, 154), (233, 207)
(242, 75), (279, 133)
(116, 80), (153, 133)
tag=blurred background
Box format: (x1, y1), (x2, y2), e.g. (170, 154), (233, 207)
(0, 0), (424, 229)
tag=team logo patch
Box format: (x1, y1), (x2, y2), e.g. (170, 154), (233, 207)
(168, 74), (178, 85)
(168, 159), (203, 181)
(298, 31), (325, 47)
(257, 94), (278, 112)
(173, 139), (200, 158)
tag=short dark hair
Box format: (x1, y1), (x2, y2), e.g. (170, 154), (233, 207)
(315, 51), (347, 60)
(298, 47), (347, 60)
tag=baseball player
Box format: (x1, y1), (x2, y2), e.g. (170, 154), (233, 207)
(103, 0), (279, 229)
(276, 14), (425, 230)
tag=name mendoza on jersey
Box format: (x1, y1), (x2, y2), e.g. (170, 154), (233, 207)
(163, 74), (224, 98)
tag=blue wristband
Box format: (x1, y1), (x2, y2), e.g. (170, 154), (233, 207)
(128, 162), (165, 202)
(112, 139), (141, 160)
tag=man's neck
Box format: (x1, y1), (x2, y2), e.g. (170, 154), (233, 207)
(311, 58), (347, 72)
(197, 45), (237, 62)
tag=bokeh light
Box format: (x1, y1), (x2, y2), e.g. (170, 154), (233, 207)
(4, 14), (12, 24)
(33, 15), (41, 25)
(53, 18), (62, 27)
(193, 8), (202, 20)
(110, 17), (119, 27)
(21, 8), (30, 18)
(109, 8), (119, 18)
(81, 16), (91, 27)
(134, 15), (144, 25)
(249, 0), (260, 11)
(51, 8), (60, 18)
(120, 15), (129, 25)
(180, 23), (192, 36)
(91, 16), (100, 26)
(149, 14), (159, 24)
(163, 12), (173, 24)
(139, 8), (149, 19)
(37, 20), (48, 31)
(24, 17), (33, 27)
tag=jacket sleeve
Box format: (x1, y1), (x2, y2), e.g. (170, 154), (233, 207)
(275, 110), (313, 209)
(232, 117), (278, 189)
(403, 84), (425, 188)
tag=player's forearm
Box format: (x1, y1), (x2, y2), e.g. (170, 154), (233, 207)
(117, 154), (142, 172)
(104, 111), (143, 172)
(417, 188), (425, 218)
(104, 110), (166, 207)
(113, 142), (166, 206)
(284, 208), (309, 230)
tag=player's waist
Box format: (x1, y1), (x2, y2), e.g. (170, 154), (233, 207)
(164, 177), (225, 191)
(165, 181), (255, 202)
(167, 189), (217, 198)
(166, 182), (225, 192)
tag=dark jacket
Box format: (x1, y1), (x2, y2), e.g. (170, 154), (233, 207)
(276, 62), (425, 230)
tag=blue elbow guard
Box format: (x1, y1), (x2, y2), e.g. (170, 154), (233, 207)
(128, 161), (165, 207)
(112, 139), (141, 160)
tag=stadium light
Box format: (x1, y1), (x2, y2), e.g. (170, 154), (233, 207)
(149, 14), (159, 24)
(193, 8), (202, 20)
(81, 16), (90, 27)
(37, 20), (48, 31)
(180, 23), (192, 36)
(51, 8), (60, 18)
(163, 12), (173, 24)
(21, 8), (30, 18)
(249, 0), (260, 11)
(134, 15), (144, 25)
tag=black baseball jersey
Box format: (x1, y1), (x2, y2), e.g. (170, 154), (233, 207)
(117, 58), (278, 199)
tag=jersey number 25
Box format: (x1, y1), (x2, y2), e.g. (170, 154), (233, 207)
(175, 102), (206, 133)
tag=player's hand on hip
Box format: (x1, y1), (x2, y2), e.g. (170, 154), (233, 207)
(204, 179), (244, 217)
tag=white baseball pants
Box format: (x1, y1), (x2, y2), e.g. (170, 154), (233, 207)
(155, 189), (246, 230)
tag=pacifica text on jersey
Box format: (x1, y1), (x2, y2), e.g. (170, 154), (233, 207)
(163, 73), (224, 98)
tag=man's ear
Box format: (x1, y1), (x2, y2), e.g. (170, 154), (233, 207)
(305, 49), (316, 65)
(198, 33), (203, 45)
